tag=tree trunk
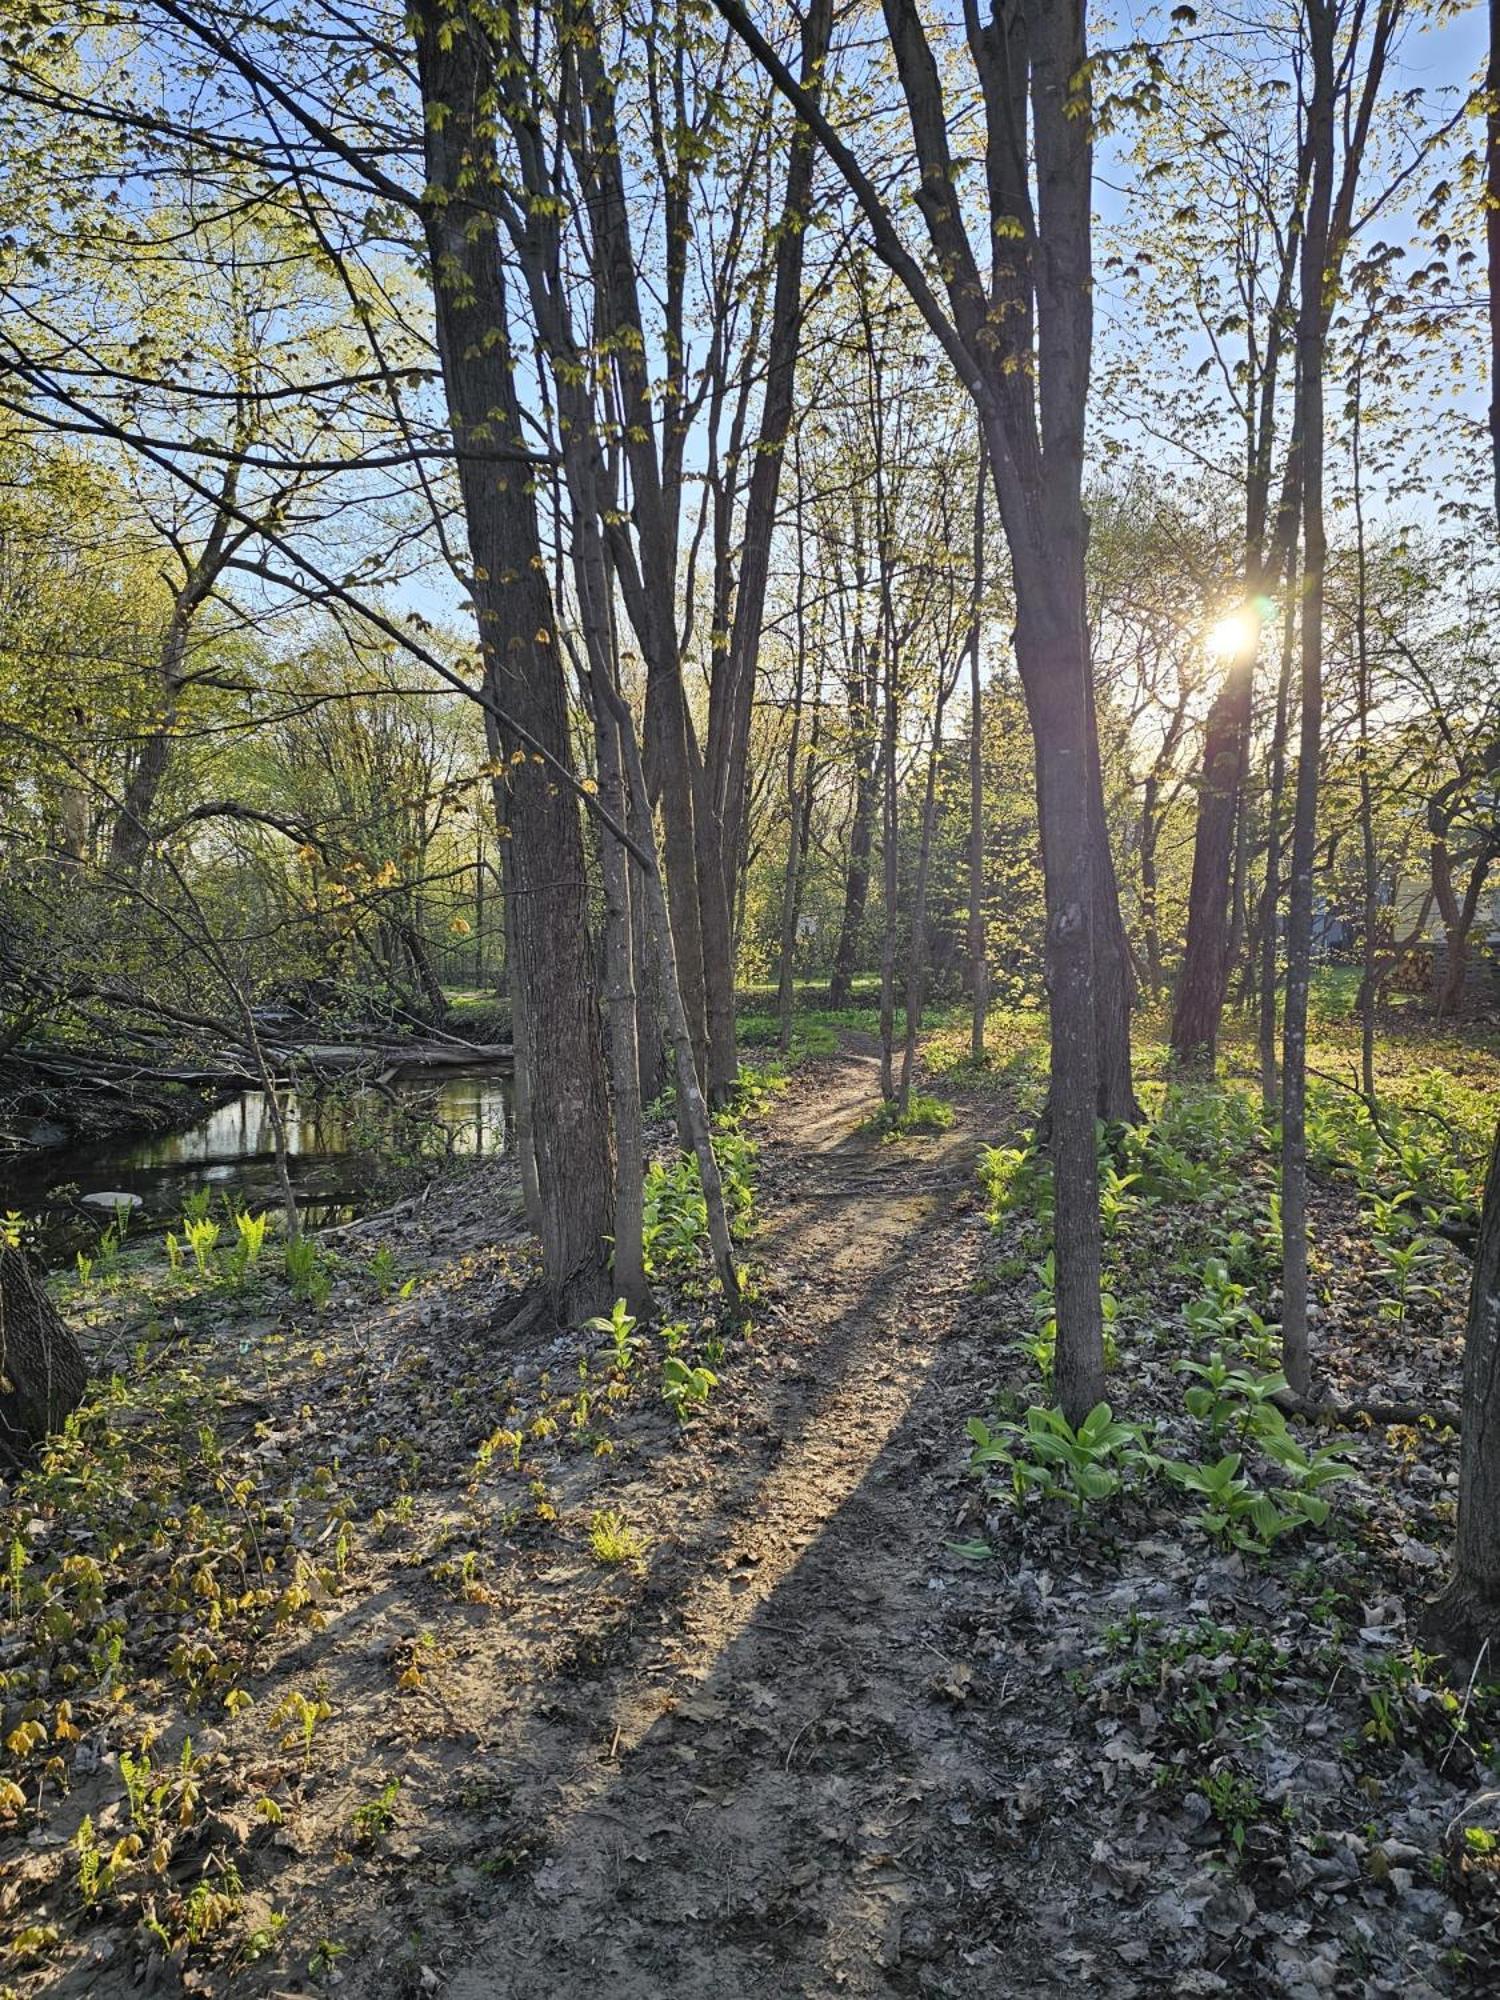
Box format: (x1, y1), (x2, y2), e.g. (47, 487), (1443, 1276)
(967, 454), (989, 1061)
(570, 10), (712, 1097)
(604, 685), (742, 1310)
(1351, 358), (1379, 1104)
(415, 0), (615, 1323)
(566, 508), (652, 1315)
(899, 695), (947, 1112)
(776, 484), (814, 1053)
(0, 1247), (86, 1464)
(1171, 647), (1255, 1066)
(829, 762), (878, 1010)
(1018, 592), (1107, 1426)
(1424, 0), (1500, 1664)
(501, 857), (544, 1239)
(1086, 691), (1139, 1124)
(1140, 773), (1164, 997)
(1279, 0), (1337, 1403)
(878, 625), (899, 1104)
(1258, 553), (1299, 1109)
(705, 0), (834, 1094)
(1424, 1112), (1500, 1658)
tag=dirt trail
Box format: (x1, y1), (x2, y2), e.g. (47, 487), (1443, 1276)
(442, 1047), (1027, 1999)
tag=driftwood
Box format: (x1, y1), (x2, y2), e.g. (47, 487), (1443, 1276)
(0, 1245), (86, 1464)
(11, 1038), (512, 1097)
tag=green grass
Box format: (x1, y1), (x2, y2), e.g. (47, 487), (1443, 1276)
(862, 1091), (955, 1139)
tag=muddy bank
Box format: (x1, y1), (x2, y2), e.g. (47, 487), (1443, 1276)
(0, 1062), (230, 1157)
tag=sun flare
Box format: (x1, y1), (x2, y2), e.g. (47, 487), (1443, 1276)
(1204, 607), (1261, 662)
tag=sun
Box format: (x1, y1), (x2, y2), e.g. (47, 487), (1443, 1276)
(1204, 607), (1261, 663)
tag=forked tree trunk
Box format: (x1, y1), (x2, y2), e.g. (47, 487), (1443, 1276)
(0, 1248), (86, 1464)
(706, 0), (834, 1099)
(415, 0), (615, 1323)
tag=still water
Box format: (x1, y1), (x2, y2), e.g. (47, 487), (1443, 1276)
(1, 1067), (512, 1256)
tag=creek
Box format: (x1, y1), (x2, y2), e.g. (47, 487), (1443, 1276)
(0, 1067), (513, 1260)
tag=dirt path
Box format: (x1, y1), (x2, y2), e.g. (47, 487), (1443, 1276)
(440, 1046), (1026, 2000)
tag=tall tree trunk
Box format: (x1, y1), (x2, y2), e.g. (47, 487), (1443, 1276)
(1171, 632), (1258, 1066)
(705, 0), (834, 1098)
(829, 758), (878, 1010)
(603, 684), (742, 1310)
(501, 858), (544, 1238)
(1085, 686), (1138, 1123)
(1426, 0), (1500, 1658)
(414, 0), (615, 1323)
(776, 478), (814, 1052)
(899, 690), (949, 1112)
(877, 621), (899, 1104)
(1425, 1111), (1500, 1656)
(570, 8), (711, 1096)
(1351, 356), (1379, 1104)
(967, 451), (989, 1061)
(566, 508), (652, 1315)
(1279, 0), (1337, 1403)
(1258, 559), (1299, 1109)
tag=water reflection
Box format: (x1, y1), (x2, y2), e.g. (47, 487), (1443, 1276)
(1, 1067), (512, 1257)
(134, 1075), (510, 1169)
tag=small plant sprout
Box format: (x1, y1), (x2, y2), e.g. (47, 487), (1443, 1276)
(270, 1688), (331, 1769)
(233, 1209), (269, 1271)
(349, 1776), (400, 1845)
(588, 1508), (648, 1566)
(284, 1234), (333, 1305)
(184, 1214), (221, 1275)
(586, 1297), (642, 1373)
(367, 1242), (399, 1295)
(661, 1354), (716, 1423)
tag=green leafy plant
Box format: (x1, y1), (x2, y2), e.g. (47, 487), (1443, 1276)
(283, 1235), (332, 1306)
(968, 1402), (1153, 1515)
(184, 1215), (221, 1276)
(585, 1298), (642, 1374)
(1177, 1356), (1289, 1441)
(661, 1354), (716, 1423)
(231, 1209), (269, 1273)
(270, 1687), (331, 1770)
(1158, 1448), (1341, 1553)
(350, 1777), (400, 1846)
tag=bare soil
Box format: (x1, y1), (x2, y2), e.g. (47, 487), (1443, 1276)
(16, 1042), (1493, 1999)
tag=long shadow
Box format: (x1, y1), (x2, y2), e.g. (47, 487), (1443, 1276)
(426, 1125), (1031, 1999)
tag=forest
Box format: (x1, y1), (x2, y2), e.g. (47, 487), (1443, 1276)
(2, 0), (1500, 1991)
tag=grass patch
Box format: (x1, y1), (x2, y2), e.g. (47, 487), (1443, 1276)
(587, 1507), (648, 1566)
(863, 1092), (954, 1140)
